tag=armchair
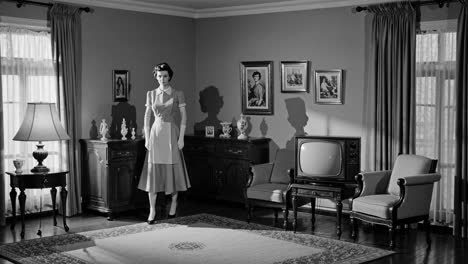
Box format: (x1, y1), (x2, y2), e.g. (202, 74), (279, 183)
(350, 154), (440, 249)
(244, 149), (306, 229)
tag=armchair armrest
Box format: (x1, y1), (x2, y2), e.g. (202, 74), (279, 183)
(393, 173), (441, 219)
(246, 163), (273, 187)
(354, 170), (391, 197)
(400, 173), (441, 186)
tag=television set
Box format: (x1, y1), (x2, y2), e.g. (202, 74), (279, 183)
(295, 136), (360, 183)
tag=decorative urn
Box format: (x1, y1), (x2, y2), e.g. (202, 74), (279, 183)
(237, 114), (248, 140)
(220, 122), (232, 138)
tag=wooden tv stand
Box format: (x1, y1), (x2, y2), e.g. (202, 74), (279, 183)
(289, 181), (357, 239)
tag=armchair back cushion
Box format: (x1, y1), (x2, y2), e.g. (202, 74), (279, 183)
(387, 154), (434, 196)
(269, 149), (295, 184)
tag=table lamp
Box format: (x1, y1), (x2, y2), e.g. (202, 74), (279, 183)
(13, 102), (70, 173)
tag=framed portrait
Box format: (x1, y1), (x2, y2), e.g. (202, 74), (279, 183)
(240, 61), (274, 115)
(281, 61), (309, 93)
(314, 69), (344, 104)
(205, 126), (215, 137)
(113, 70), (129, 102)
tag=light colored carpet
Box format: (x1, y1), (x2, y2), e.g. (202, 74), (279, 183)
(0, 214), (393, 264)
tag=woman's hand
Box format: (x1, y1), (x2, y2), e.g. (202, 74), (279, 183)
(145, 140), (150, 150)
(178, 138), (184, 150)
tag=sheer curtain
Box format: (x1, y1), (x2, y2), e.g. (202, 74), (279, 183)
(1, 25), (64, 216)
(415, 21), (457, 226)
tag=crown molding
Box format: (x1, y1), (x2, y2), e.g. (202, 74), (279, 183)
(58, 0), (401, 18)
(193, 0), (400, 18)
(59, 0), (196, 18)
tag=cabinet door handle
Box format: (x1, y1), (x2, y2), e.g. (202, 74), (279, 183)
(227, 149), (243, 154)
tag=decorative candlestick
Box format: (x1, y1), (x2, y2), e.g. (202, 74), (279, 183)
(131, 128), (136, 140)
(121, 118), (128, 140)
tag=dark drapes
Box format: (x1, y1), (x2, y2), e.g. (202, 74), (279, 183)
(368, 2), (417, 170)
(49, 3), (82, 216)
(455, 0), (468, 238)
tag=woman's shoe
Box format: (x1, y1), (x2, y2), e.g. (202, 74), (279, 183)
(168, 214), (176, 219)
(147, 219), (155, 225)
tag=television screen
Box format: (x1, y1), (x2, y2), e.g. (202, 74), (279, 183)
(299, 141), (342, 177)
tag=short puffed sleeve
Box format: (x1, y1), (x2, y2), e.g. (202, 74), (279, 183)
(177, 90), (186, 108)
(145, 90), (152, 107)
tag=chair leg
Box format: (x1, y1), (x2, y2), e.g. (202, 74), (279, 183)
(282, 207), (289, 230)
(351, 217), (357, 240)
(246, 204), (252, 223)
(273, 209), (279, 225)
(424, 218), (432, 248)
(389, 224), (396, 249)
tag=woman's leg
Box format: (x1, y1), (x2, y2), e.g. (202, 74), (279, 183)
(148, 192), (157, 221)
(169, 191), (178, 216)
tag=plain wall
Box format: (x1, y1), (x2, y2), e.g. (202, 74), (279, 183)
(81, 7), (195, 138)
(195, 7), (366, 154)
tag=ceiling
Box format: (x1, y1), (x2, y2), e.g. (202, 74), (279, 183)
(60, 0), (399, 18)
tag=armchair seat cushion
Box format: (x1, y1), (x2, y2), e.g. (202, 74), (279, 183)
(247, 183), (289, 203)
(353, 194), (400, 219)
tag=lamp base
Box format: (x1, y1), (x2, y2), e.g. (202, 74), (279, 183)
(31, 165), (50, 173)
(31, 142), (49, 173)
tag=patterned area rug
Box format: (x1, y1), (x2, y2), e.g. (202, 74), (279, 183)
(0, 214), (393, 264)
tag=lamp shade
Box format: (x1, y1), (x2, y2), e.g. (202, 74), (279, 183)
(13, 102), (70, 142)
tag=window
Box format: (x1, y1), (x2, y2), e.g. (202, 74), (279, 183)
(415, 20), (457, 225)
(1, 21), (62, 216)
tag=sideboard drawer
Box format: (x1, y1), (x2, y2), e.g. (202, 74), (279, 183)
(184, 142), (215, 155)
(109, 150), (136, 161)
(216, 143), (249, 159)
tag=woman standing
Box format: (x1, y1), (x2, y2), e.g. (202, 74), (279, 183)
(138, 62), (190, 224)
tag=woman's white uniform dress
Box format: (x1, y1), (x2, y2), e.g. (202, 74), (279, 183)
(138, 86), (191, 194)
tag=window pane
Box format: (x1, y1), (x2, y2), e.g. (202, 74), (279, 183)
(416, 33), (438, 62)
(443, 32), (457, 61)
(1, 75), (20, 102)
(416, 76), (436, 105)
(27, 75), (57, 103)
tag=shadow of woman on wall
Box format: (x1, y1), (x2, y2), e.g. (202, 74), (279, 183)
(284, 97), (309, 150)
(194, 86), (224, 136)
(110, 102), (137, 139)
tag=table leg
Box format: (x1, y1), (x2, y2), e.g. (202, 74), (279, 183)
(283, 185), (292, 230)
(9, 188), (17, 230)
(310, 198), (316, 231)
(51, 187), (57, 226)
(60, 186), (69, 232)
(18, 189), (26, 239)
(292, 189), (298, 233)
(336, 198), (343, 239)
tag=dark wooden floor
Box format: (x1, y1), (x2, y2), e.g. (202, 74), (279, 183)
(0, 197), (467, 263)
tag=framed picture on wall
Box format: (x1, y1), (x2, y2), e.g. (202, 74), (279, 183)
(314, 69), (344, 104)
(240, 61), (274, 115)
(281, 61), (309, 93)
(113, 70), (129, 102)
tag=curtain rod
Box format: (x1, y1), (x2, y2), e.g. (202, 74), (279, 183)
(355, 0), (461, 12)
(6, 0), (91, 13)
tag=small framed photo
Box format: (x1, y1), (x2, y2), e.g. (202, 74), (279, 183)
(281, 61), (309, 93)
(113, 70), (129, 102)
(205, 126), (215, 137)
(315, 69), (344, 104)
(240, 61), (274, 115)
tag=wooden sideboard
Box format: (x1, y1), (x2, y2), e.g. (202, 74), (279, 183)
(183, 135), (270, 203)
(79, 138), (146, 220)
